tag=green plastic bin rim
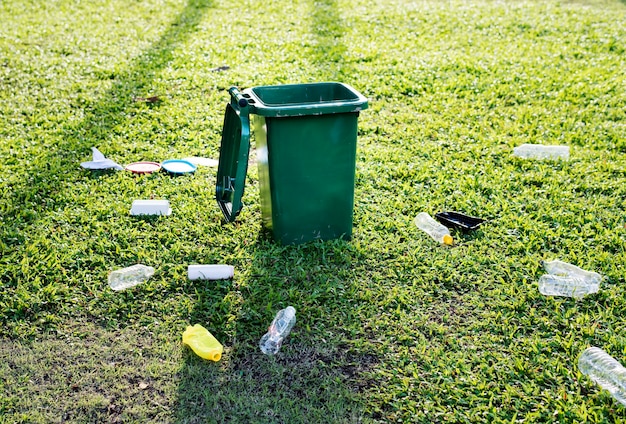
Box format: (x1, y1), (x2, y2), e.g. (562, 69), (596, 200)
(242, 82), (368, 117)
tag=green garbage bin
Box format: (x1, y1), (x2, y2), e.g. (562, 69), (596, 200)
(216, 82), (368, 245)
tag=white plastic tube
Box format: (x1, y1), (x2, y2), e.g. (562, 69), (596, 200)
(187, 265), (234, 280)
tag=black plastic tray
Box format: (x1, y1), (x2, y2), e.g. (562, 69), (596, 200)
(435, 211), (485, 231)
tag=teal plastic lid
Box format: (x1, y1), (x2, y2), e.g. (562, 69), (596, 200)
(162, 159), (197, 174)
(215, 87), (251, 222)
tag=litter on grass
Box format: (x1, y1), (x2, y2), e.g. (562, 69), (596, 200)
(414, 212), (453, 245)
(130, 199), (171, 216)
(161, 159), (197, 175)
(513, 144), (570, 160)
(538, 259), (602, 298)
(125, 162), (161, 174)
(182, 156), (219, 167)
(435, 211), (485, 231)
(188, 265), (234, 280)
(108, 264), (155, 291)
(80, 147), (123, 170)
(183, 324), (223, 361)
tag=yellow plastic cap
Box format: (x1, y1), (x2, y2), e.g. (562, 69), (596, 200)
(443, 235), (453, 246)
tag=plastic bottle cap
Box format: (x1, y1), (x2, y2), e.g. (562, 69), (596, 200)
(284, 306), (296, 319)
(443, 235), (453, 245)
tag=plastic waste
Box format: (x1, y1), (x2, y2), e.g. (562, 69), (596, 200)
(181, 156), (219, 167)
(188, 265), (234, 281)
(259, 306), (296, 355)
(414, 212), (453, 245)
(80, 147), (123, 170)
(130, 199), (172, 216)
(108, 264), (155, 291)
(579, 346), (626, 406)
(435, 211), (485, 231)
(538, 259), (602, 298)
(512, 144), (570, 160)
(182, 324), (223, 361)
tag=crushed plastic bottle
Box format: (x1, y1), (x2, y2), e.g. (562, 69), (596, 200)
(182, 324), (223, 362)
(513, 143), (570, 160)
(414, 212), (453, 245)
(579, 346), (626, 406)
(538, 260), (602, 298)
(259, 306), (296, 355)
(108, 264), (155, 291)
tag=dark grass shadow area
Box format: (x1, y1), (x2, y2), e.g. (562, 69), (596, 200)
(0, 0), (214, 334)
(2, 0), (213, 234)
(176, 240), (374, 423)
(173, 1), (374, 421)
(307, 0), (355, 80)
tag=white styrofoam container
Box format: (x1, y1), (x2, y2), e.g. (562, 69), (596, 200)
(130, 200), (172, 216)
(188, 265), (234, 280)
(513, 144), (570, 160)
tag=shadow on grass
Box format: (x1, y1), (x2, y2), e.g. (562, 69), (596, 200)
(307, 0), (354, 80)
(0, 0), (214, 331)
(175, 239), (375, 423)
(6, 0), (213, 213)
(172, 1), (374, 421)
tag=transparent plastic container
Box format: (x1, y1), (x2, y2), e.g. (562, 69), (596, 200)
(259, 306), (296, 355)
(414, 212), (453, 245)
(538, 275), (600, 299)
(513, 144), (570, 160)
(538, 260), (602, 298)
(579, 346), (626, 406)
(108, 264), (155, 291)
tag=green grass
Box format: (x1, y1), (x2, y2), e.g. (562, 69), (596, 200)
(1, 0), (626, 422)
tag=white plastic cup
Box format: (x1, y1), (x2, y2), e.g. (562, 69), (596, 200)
(187, 265), (234, 281)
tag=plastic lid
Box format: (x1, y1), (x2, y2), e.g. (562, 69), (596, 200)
(162, 159), (197, 174)
(443, 234), (453, 246)
(125, 161), (161, 174)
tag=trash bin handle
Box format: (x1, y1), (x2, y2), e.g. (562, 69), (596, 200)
(228, 86), (248, 108)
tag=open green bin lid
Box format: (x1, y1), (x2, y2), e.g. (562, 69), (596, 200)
(215, 87), (251, 222)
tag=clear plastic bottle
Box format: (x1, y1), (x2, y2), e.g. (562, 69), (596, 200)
(414, 212), (453, 245)
(538, 260), (602, 298)
(538, 274), (600, 298)
(578, 346), (626, 406)
(259, 306), (296, 355)
(513, 144), (570, 160)
(108, 264), (155, 291)
(543, 260), (602, 282)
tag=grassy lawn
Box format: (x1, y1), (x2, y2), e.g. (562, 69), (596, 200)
(1, 0), (626, 422)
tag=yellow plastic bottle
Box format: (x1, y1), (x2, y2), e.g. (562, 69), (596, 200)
(182, 324), (223, 361)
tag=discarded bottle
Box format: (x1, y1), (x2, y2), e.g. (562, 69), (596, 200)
(538, 274), (600, 299)
(512, 143), (570, 160)
(543, 260), (602, 282)
(259, 306), (296, 355)
(538, 260), (602, 298)
(414, 212), (453, 245)
(578, 346), (626, 406)
(182, 324), (223, 361)
(108, 264), (155, 291)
